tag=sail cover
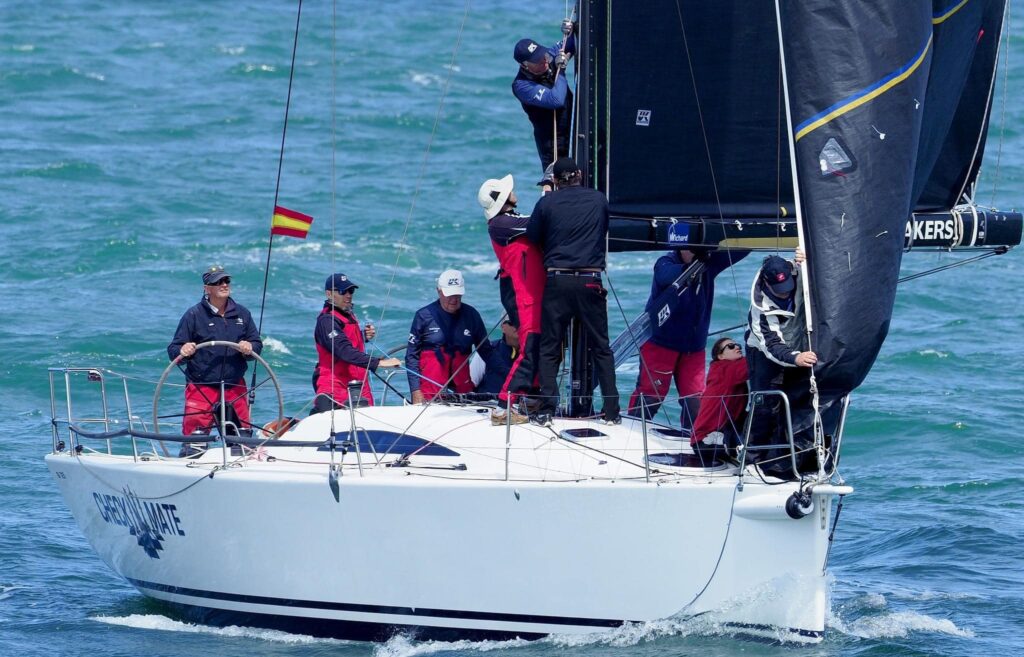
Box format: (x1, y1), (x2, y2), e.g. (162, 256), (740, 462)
(576, 0), (1007, 426)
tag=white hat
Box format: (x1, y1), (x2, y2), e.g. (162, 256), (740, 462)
(477, 174), (514, 220)
(437, 269), (465, 296)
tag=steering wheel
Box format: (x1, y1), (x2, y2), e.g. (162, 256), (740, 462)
(153, 340), (285, 438)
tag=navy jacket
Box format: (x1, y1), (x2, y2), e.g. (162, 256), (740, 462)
(475, 339), (516, 395)
(526, 185), (609, 270)
(167, 297), (262, 385)
(314, 302), (379, 370)
(406, 300), (492, 392)
(646, 250), (749, 353)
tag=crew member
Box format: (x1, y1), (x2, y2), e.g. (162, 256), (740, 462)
(512, 20), (576, 178)
(745, 251), (817, 454)
(312, 273), (401, 413)
(478, 174), (545, 415)
(526, 157), (620, 425)
(627, 247), (748, 426)
(406, 270), (492, 403)
(691, 337), (749, 466)
(167, 265), (262, 441)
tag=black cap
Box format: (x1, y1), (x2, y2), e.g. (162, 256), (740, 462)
(760, 255), (795, 295)
(325, 273), (358, 294)
(202, 265), (230, 285)
(552, 157), (579, 180)
(513, 38), (547, 64)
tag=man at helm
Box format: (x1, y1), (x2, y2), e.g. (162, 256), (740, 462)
(167, 265), (262, 442)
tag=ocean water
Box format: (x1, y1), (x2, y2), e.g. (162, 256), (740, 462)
(2, 1), (1023, 656)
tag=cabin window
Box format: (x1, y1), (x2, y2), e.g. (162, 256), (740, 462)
(560, 428), (608, 441)
(318, 430), (459, 457)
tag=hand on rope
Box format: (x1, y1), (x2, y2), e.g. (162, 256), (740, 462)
(561, 18), (575, 36)
(554, 52), (569, 69)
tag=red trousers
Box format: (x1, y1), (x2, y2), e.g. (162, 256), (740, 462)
(182, 380), (250, 435)
(628, 343), (706, 424)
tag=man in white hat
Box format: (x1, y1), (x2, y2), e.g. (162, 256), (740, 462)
(406, 269), (493, 404)
(478, 175), (546, 423)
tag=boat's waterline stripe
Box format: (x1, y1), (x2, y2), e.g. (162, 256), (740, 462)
(794, 34), (933, 142)
(126, 577), (625, 628)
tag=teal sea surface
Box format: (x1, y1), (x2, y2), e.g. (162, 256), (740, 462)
(2, 2), (1023, 656)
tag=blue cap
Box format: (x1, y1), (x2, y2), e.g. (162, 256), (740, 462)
(325, 273), (358, 293)
(514, 38), (547, 64)
(202, 265), (230, 285)
(760, 256), (795, 295)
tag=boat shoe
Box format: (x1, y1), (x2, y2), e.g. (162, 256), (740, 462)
(491, 408), (529, 426)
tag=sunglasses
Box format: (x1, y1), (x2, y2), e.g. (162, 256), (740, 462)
(333, 288), (355, 295)
(207, 278), (231, 286)
(723, 343), (741, 351)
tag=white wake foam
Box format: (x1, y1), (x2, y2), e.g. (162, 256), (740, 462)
(91, 614), (349, 645)
(374, 633), (529, 657)
(834, 610), (974, 639)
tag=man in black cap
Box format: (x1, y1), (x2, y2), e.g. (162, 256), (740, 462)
(312, 273), (401, 413)
(512, 20), (576, 179)
(168, 265), (262, 440)
(744, 251), (817, 452)
(526, 157), (620, 425)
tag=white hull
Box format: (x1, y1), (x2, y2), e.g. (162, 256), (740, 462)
(47, 405), (838, 642)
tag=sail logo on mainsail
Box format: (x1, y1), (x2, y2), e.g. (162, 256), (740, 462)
(636, 110), (651, 126)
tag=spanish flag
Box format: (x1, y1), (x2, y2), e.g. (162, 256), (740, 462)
(270, 205), (313, 239)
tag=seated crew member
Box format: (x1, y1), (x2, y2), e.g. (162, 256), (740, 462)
(627, 247), (749, 427)
(745, 251), (817, 458)
(478, 174), (545, 418)
(167, 265), (262, 446)
(512, 19), (577, 180)
(470, 320), (519, 400)
(526, 157), (620, 426)
(406, 270), (493, 404)
(311, 273), (401, 414)
(691, 337), (749, 465)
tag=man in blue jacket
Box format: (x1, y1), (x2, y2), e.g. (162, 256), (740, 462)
(167, 265), (262, 438)
(406, 270), (492, 404)
(627, 248), (748, 428)
(512, 20), (576, 179)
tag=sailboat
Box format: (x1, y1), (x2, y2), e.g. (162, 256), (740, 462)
(44, 0), (1021, 644)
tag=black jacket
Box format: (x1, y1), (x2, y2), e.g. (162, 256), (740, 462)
(167, 297), (263, 384)
(526, 185), (609, 270)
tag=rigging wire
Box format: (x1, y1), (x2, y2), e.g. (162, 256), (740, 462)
(375, 0), (473, 330)
(987, 0), (1012, 208)
(248, 0), (305, 405)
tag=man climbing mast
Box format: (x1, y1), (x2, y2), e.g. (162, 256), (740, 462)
(512, 17), (576, 186)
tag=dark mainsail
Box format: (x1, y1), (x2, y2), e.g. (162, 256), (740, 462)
(574, 0), (1013, 433)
